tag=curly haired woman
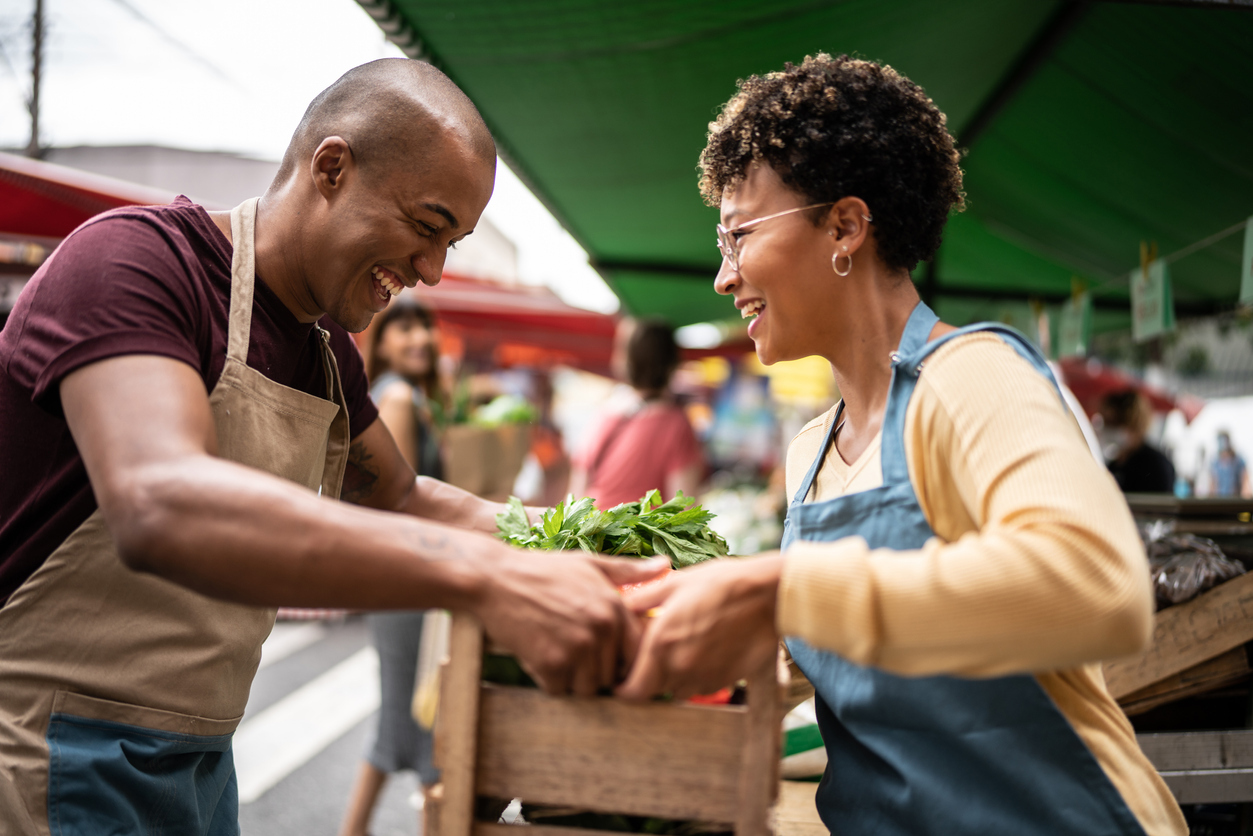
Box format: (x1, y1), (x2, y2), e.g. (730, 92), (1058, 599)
(619, 54), (1185, 836)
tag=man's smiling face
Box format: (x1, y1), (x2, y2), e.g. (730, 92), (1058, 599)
(307, 134), (495, 333)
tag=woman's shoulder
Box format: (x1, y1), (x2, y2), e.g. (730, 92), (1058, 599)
(919, 330), (1054, 404)
(369, 372), (415, 404)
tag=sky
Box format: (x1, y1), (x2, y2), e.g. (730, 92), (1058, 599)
(0, 0), (619, 312)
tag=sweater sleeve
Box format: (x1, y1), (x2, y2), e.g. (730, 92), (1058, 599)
(777, 334), (1154, 677)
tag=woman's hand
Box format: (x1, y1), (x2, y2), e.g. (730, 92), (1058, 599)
(474, 551), (671, 697)
(616, 553), (785, 700)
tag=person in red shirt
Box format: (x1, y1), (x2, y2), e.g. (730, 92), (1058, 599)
(570, 318), (704, 509)
(0, 58), (660, 834)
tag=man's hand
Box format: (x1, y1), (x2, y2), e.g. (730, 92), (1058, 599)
(616, 553), (784, 701)
(475, 553), (670, 697)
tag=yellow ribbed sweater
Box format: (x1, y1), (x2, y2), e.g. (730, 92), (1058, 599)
(778, 332), (1186, 836)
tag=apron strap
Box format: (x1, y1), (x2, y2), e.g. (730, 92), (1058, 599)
(791, 400), (845, 507)
(793, 301), (936, 504)
(879, 317), (1066, 485)
(227, 198), (261, 365)
(317, 326), (351, 499)
(895, 300), (940, 359)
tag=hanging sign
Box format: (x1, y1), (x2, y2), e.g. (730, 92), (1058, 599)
(1131, 256), (1175, 342)
(1240, 217), (1253, 306)
(995, 302), (1041, 348)
(1056, 287), (1092, 358)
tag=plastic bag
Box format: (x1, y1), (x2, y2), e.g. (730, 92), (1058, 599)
(1141, 522), (1246, 609)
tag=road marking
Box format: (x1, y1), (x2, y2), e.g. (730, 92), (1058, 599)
(235, 646), (380, 803)
(258, 622), (328, 670)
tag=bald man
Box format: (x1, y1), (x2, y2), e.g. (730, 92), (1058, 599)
(0, 59), (661, 835)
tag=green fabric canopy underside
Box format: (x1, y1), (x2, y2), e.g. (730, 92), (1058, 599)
(385, 0), (1253, 330)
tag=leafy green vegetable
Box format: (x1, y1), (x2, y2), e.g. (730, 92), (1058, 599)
(496, 491), (729, 569)
(470, 393), (538, 427)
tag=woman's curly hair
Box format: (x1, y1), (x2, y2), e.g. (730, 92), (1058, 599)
(699, 54), (965, 274)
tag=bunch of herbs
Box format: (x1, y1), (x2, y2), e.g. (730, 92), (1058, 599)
(496, 490), (729, 568)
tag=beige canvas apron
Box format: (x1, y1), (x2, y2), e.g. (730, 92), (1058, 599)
(0, 198), (350, 835)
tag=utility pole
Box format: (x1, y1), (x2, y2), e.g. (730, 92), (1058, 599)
(25, 0), (43, 159)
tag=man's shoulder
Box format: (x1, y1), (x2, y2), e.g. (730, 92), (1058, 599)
(72, 196), (221, 244)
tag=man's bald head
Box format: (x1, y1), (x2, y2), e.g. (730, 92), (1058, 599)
(274, 59), (495, 187)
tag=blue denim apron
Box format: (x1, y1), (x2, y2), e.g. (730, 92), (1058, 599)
(783, 301), (1146, 835)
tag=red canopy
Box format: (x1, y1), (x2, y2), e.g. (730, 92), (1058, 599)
(1058, 356), (1204, 424)
(0, 151), (179, 240)
(389, 275), (618, 376)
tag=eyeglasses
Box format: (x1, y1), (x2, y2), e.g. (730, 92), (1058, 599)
(715, 203), (872, 272)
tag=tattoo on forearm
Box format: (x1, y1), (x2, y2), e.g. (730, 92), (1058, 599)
(341, 440), (380, 504)
(418, 530), (465, 560)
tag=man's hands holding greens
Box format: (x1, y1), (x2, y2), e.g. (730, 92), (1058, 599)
(473, 549), (670, 697)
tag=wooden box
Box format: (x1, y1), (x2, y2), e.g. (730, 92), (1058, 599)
(442, 424), (532, 500)
(426, 612), (785, 836)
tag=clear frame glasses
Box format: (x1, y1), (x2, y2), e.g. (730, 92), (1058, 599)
(715, 202), (872, 272)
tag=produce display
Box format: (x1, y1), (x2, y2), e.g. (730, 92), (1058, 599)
(493, 491), (735, 833)
(469, 393), (538, 427)
(495, 490), (730, 568)
(1140, 521), (1247, 609)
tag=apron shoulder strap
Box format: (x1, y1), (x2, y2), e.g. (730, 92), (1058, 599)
(792, 301), (936, 505)
(879, 315), (1065, 485)
(791, 401), (845, 507)
(226, 198), (261, 365)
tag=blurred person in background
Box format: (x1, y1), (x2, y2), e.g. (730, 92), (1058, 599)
(569, 318), (704, 508)
(340, 297), (444, 836)
(1099, 389), (1175, 494)
(1207, 430), (1251, 498)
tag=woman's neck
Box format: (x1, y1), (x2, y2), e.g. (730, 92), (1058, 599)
(829, 282), (919, 410)
(822, 277), (922, 459)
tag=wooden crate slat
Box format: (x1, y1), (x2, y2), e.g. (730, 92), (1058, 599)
(1118, 645), (1251, 716)
(1138, 731), (1253, 772)
(1139, 730), (1253, 804)
(1103, 571), (1253, 699)
(475, 684), (746, 822)
(474, 823), (629, 836)
(1158, 768), (1253, 804)
(436, 613), (486, 836)
(735, 658), (783, 836)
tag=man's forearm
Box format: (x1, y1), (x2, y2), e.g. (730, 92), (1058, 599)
(404, 475), (518, 534)
(110, 454), (496, 611)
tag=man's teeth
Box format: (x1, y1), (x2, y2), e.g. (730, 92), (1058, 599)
(741, 300), (765, 319)
(371, 266), (402, 297)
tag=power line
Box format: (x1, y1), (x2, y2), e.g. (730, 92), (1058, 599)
(103, 0), (245, 92)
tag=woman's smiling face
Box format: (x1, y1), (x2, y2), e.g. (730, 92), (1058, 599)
(714, 164), (836, 366)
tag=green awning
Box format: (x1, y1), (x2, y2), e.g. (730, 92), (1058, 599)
(363, 0), (1253, 329)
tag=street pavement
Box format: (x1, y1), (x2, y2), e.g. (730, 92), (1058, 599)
(237, 616), (423, 836)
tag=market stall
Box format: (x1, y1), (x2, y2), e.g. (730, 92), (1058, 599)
(1103, 497), (1253, 807)
(0, 150), (178, 328)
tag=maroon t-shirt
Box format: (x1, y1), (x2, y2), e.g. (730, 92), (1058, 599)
(0, 197), (379, 603)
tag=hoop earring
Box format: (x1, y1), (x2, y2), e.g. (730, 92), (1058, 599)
(832, 248), (852, 277)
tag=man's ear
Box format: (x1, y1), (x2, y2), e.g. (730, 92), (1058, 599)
(310, 136), (355, 198)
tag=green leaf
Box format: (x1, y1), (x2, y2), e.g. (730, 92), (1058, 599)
(496, 497), (532, 540)
(495, 490), (729, 569)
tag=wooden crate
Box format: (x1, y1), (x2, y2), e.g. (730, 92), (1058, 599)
(427, 612), (784, 836)
(1104, 568), (1253, 705)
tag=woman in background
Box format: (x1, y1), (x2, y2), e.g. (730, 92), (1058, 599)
(569, 317), (704, 508)
(1099, 389), (1175, 494)
(340, 297), (445, 836)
